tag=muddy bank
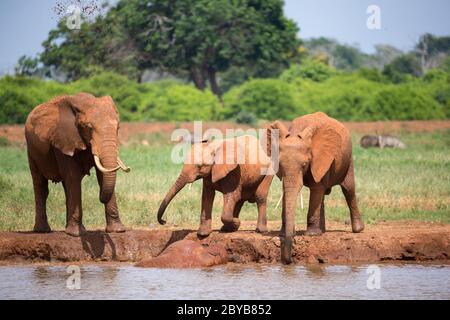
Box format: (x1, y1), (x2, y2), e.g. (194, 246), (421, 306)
(0, 222), (448, 265)
(2, 120), (450, 145)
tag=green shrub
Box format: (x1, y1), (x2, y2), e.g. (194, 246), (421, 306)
(69, 72), (143, 121)
(223, 79), (301, 120)
(280, 60), (336, 83)
(366, 85), (445, 120)
(0, 76), (67, 124)
(292, 73), (447, 121)
(235, 110), (257, 125)
(138, 82), (220, 121)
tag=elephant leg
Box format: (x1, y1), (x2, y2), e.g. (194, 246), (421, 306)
(340, 160), (364, 233)
(96, 169), (126, 233)
(62, 175), (86, 237)
(255, 176), (272, 233)
(233, 199), (244, 218)
(56, 153), (86, 237)
(29, 159), (51, 233)
(220, 193), (240, 232)
(320, 197), (326, 233)
(305, 187), (325, 236)
(198, 179), (216, 237)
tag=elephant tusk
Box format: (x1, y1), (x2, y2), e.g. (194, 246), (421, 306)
(117, 157), (131, 173)
(188, 183), (193, 190)
(94, 155), (121, 173)
(275, 194), (283, 209)
(300, 189), (304, 210)
(275, 186), (303, 210)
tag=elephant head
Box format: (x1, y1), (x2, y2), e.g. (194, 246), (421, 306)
(157, 138), (244, 225)
(48, 92), (130, 203)
(269, 121), (341, 264)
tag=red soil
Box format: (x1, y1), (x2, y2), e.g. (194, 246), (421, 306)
(1, 120), (450, 146)
(0, 221), (448, 265)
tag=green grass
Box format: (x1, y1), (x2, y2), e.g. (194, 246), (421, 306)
(0, 130), (449, 232)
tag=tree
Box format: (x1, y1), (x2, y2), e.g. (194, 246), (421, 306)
(304, 37), (369, 70)
(416, 33), (450, 73)
(370, 44), (403, 69)
(14, 55), (39, 77)
(39, 0), (300, 98)
(383, 54), (422, 82)
(119, 0), (300, 98)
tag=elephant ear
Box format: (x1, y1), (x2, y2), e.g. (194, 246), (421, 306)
(51, 97), (87, 157)
(211, 140), (241, 183)
(307, 126), (341, 183)
(267, 121), (289, 150)
(266, 121), (289, 179)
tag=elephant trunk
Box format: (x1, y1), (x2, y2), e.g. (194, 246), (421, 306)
(157, 173), (189, 225)
(281, 175), (303, 264)
(98, 139), (118, 204)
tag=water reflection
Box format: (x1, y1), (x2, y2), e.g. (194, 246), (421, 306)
(0, 263), (448, 300)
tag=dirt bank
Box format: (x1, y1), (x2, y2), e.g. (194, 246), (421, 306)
(0, 221), (448, 265)
(2, 120), (450, 145)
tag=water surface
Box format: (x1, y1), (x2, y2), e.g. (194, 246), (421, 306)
(0, 263), (449, 300)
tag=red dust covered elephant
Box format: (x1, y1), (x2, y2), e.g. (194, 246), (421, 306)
(25, 93), (131, 236)
(269, 112), (365, 264)
(136, 240), (228, 268)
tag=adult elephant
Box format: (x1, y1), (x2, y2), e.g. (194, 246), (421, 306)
(25, 93), (131, 236)
(157, 135), (274, 236)
(269, 112), (364, 264)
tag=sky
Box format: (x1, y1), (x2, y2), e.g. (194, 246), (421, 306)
(0, 0), (449, 73)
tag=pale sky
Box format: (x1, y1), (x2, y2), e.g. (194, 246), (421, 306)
(0, 0), (449, 73)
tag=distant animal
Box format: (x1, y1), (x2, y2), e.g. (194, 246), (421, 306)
(25, 93), (131, 236)
(156, 135), (274, 236)
(360, 135), (406, 149)
(268, 112), (364, 264)
(136, 240), (228, 268)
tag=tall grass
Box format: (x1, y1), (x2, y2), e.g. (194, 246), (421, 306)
(0, 130), (449, 232)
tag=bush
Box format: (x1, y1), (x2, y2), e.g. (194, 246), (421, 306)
(223, 79), (301, 120)
(0, 73), (221, 123)
(280, 60), (336, 83)
(0, 76), (67, 124)
(293, 73), (447, 121)
(235, 110), (257, 125)
(69, 72), (143, 121)
(138, 82), (220, 121)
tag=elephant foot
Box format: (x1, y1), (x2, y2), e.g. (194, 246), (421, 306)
(255, 225), (268, 233)
(305, 226), (323, 236)
(351, 218), (365, 233)
(197, 225), (212, 238)
(220, 218), (241, 233)
(33, 222), (52, 233)
(281, 237), (293, 264)
(65, 223), (87, 237)
(106, 220), (126, 233)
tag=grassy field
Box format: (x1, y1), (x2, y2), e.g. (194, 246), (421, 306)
(0, 129), (449, 232)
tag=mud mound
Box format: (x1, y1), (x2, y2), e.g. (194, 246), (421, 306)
(0, 222), (448, 265)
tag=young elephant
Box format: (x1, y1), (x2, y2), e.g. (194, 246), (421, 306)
(25, 93), (131, 236)
(157, 135), (274, 236)
(269, 112), (364, 264)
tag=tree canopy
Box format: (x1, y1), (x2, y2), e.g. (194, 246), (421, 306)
(40, 0), (300, 97)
